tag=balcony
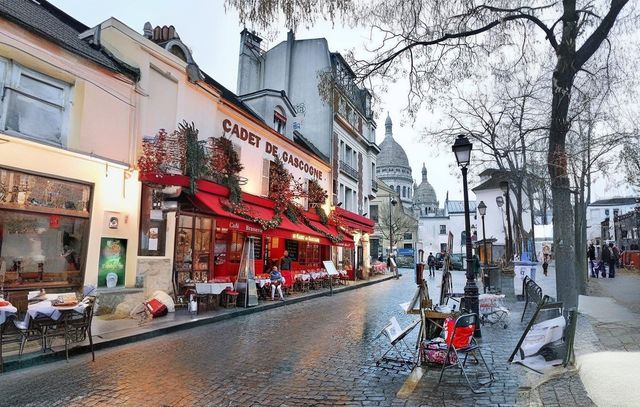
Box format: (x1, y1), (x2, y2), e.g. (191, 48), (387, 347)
(371, 179), (378, 191)
(339, 160), (358, 180)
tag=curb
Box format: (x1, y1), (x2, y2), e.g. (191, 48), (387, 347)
(3, 275), (396, 373)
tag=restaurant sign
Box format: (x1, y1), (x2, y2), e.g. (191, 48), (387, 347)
(292, 233), (321, 243)
(222, 118), (324, 180)
(229, 221), (263, 235)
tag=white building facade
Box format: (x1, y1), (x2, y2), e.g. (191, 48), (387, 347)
(236, 30), (379, 272)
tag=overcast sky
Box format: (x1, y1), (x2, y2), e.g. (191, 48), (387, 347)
(49, 0), (632, 204)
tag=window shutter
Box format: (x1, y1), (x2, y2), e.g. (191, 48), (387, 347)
(303, 179), (309, 211)
(261, 159), (270, 196)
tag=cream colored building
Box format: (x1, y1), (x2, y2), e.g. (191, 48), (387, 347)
(0, 1), (140, 305)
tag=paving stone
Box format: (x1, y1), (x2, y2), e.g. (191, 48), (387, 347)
(0, 269), (599, 406)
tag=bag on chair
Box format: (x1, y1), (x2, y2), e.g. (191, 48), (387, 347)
(145, 298), (168, 318)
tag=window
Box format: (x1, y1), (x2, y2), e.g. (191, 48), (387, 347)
(439, 225), (447, 235)
(370, 205), (379, 222)
(402, 186), (406, 198)
(403, 232), (412, 240)
(0, 59), (71, 146)
(274, 107), (286, 135)
(0, 168), (91, 290)
(139, 185), (167, 256)
(261, 159), (271, 196)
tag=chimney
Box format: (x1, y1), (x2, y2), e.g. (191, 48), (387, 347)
(143, 22), (153, 39)
(237, 28), (264, 95)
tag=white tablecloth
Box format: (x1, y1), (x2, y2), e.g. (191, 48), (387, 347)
(296, 274), (311, 282)
(195, 283), (234, 295)
(0, 304), (17, 325)
(255, 278), (285, 288)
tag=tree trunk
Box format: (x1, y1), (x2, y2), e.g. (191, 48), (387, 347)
(548, 3), (579, 310)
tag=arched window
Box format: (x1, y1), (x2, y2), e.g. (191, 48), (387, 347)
(396, 185), (400, 195)
(402, 186), (406, 197)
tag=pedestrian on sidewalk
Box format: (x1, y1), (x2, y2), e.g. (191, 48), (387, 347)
(588, 242), (597, 278)
(542, 257), (549, 276)
(602, 243), (612, 278)
(608, 242), (618, 278)
(427, 252), (436, 277)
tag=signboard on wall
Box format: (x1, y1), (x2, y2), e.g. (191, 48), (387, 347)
(98, 238), (127, 288)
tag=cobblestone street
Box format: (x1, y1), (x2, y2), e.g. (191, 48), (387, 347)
(0, 269), (591, 407)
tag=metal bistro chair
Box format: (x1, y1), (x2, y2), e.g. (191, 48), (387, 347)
(1, 314), (22, 373)
(39, 296), (96, 361)
(438, 313), (494, 394)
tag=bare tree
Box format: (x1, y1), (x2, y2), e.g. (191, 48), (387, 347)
(226, 0), (636, 309)
(376, 202), (418, 251)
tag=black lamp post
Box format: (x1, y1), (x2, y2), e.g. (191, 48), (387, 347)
(452, 134), (481, 337)
(499, 181), (514, 263)
(389, 195), (398, 279)
(478, 201), (488, 266)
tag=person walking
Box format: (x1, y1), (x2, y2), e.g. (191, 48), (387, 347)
(601, 243), (612, 278)
(608, 242), (618, 278)
(427, 252), (436, 277)
(588, 242), (597, 278)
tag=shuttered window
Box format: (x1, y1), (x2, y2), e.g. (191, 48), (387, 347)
(260, 158), (270, 196)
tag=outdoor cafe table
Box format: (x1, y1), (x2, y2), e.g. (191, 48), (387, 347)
(195, 282), (234, 295)
(0, 303), (17, 326)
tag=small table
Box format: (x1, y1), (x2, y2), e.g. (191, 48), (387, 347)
(193, 283), (234, 313)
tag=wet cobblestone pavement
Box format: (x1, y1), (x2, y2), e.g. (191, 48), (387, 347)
(0, 269), (594, 406)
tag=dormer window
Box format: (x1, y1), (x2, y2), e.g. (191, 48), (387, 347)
(274, 107), (287, 135)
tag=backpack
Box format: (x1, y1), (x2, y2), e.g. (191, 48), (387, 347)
(613, 248), (620, 261)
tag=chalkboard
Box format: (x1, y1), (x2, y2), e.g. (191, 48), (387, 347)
(323, 260), (339, 276)
(253, 237), (262, 260)
(285, 239), (298, 260)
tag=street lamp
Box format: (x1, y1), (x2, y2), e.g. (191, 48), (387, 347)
(389, 195), (398, 279)
(499, 181), (514, 263)
(477, 201), (488, 266)
(452, 134), (481, 337)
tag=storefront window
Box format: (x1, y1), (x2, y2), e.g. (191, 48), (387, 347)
(298, 242), (320, 266)
(174, 214), (213, 285)
(0, 168), (90, 290)
(138, 185), (166, 256)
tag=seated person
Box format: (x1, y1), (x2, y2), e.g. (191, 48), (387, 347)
(269, 266), (285, 301)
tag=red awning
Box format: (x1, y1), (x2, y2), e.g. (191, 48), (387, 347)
(335, 207), (375, 234)
(267, 215), (331, 246)
(190, 193), (264, 236)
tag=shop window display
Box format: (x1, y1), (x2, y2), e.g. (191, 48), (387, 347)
(174, 214), (213, 287)
(138, 185), (166, 256)
(0, 168), (90, 292)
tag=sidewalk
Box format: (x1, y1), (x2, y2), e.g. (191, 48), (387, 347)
(2, 273), (395, 372)
(575, 268), (640, 407)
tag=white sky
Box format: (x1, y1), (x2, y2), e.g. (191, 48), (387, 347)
(49, 0), (633, 204)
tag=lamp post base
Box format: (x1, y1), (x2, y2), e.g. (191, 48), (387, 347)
(464, 277), (482, 338)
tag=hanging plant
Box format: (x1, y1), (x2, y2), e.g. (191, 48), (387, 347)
(268, 156), (295, 215)
(137, 129), (168, 176)
(307, 179), (328, 207)
(179, 121), (207, 193)
(208, 135), (244, 203)
(222, 199), (282, 230)
(315, 206), (329, 225)
(304, 218), (345, 243)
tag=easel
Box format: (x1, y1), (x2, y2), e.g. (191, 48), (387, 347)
(373, 317), (420, 367)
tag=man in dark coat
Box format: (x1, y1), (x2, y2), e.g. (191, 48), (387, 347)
(588, 243), (597, 278)
(601, 243), (612, 278)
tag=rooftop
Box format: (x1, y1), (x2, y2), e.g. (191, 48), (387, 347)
(0, 0), (138, 79)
